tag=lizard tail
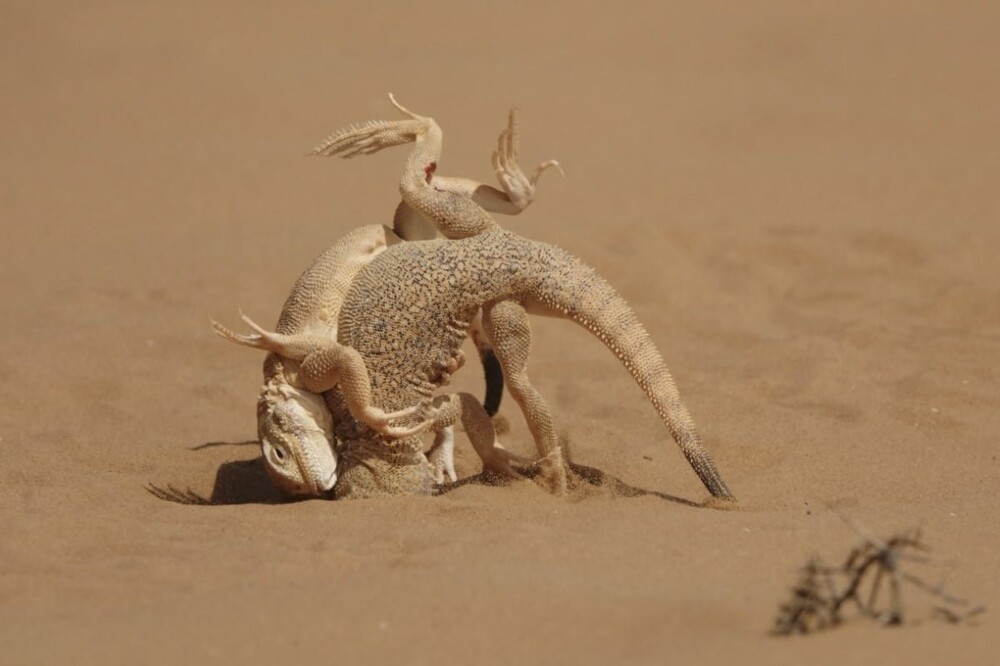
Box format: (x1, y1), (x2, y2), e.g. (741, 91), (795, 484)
(528, 249), (736, 502)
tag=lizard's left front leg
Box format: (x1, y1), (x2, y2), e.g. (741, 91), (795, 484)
(212, 314), (433, 439)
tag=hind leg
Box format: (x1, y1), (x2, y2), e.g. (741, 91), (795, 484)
(482, 300), (568, 494)
(312, 94), (498, 239)
(311, 94), (433, 158)
(425, 392), (531, 479)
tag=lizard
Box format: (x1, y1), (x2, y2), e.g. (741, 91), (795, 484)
(213, 96), (560, 495)
(226, 103), (738, 504)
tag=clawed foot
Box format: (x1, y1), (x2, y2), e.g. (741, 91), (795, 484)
(479, 441), (535, 482)
(413, 424), (570, 492)
(211, 311), (289, 353)
(212, 311), (328, 361)
(363, 399), (441, 440)
(431, 350), (466, 386)
(427, 435), (533, 486)
(311, 93), (436, 158)
(492, 108), (563, 211)
(211, 311), (272, 350)
(521, 447), (569, 495)
(427, 427), (457, 484)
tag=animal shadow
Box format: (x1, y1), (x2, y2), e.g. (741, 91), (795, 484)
(436, 461), (703, 508)
(149, 442), (706, 508)
(146, 440), (296, 506)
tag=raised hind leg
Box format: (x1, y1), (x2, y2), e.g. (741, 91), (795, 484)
(212, 314), (432, 439)
(313, 94), (500, 239)
(399, 106), (564, 221)
(482, 300), (568, 494)
(310, 94), (433, 159)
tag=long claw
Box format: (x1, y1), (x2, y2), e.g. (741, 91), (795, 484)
(494, 131), (509, 173)
(364, 397), (442, 439)
(380, 407), (439, 439)
(387, 92), (421, 120)
(211, 319), (241, 342)
(505, 108), (519, 159)
(380, 422), (430, 439)
(238, 310), (271, 338)
(211, 317), (264, 348)
(531, 159), (564, 184)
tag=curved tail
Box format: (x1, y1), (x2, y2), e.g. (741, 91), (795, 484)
(528, 247), (736, 501)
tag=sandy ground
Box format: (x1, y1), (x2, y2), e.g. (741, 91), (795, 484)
(2, 2), (999, 663)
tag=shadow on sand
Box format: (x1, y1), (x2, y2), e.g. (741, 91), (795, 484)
(435, 462), (702, 508)
(145, 440), (295, 506)
(147, 442), (704, 509)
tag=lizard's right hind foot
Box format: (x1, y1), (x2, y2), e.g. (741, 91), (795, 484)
(311, 93), (437, 158)
(492, 107), (563, 211)
(529, 447), (569, 495)
(480, 442), (535, 483)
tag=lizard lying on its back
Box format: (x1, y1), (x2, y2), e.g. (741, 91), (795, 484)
(233, 106), (738, 504)
(215, 96), (559, 495)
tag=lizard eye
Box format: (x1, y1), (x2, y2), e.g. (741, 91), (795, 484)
(263, 439), (288, 467)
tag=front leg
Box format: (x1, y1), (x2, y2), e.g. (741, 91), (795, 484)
(213, 313), (431, 439)
(300, 346), (438, 439)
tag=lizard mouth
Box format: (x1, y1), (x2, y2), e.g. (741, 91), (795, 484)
(318, 469), (337, 493)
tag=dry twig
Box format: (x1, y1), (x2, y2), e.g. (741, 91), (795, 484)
(772, 525), (983, 635)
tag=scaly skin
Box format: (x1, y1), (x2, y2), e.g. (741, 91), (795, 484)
(329, 229), (736, 503)
(212, 226), (416, 495)
(226, 95), (735, 503)
(215, 96), (559, 495)
(308, 98), (736, 502)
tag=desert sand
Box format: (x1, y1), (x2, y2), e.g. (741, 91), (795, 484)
(2, 2), (998, 663)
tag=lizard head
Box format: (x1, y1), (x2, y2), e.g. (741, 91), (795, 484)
(256, 379), (338, 497)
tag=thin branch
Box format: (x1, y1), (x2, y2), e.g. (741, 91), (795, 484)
(772, 523), (983, 636)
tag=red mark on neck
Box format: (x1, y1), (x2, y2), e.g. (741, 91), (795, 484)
(424, 161), (437, 184)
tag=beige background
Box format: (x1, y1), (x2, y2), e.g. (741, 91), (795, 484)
(2, 2), (998, 663)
